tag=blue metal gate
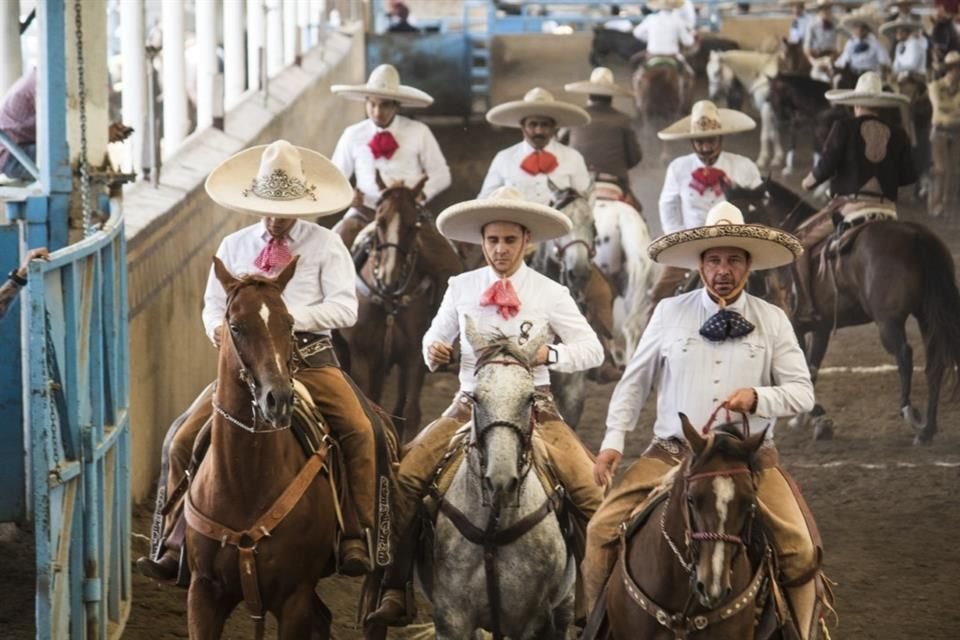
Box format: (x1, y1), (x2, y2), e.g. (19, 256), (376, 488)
(26, 204), (130, 639)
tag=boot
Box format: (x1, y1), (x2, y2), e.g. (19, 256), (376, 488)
(136, 549), (179, 582)
(365, 585), (416, 626)
(339, 537), (372, 577)
(792, 252), (819, 326)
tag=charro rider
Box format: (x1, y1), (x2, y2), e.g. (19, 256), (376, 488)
(330, 64), (455, 263)
(782, 0), (811, 47)
(584, 201), (828, 640)
(803, 0), (841, 83)
(631, 0), (697, 108)
(367, 187), (605, 625)
(652, 99), (761, 304)
(834, 10), (891, 79)
(882, 18), (928, 81)
(796, 72), (916, 324)
(137, 141), (389, 580)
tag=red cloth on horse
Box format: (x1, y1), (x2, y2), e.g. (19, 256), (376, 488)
(254, 237), (293, 274)
(689, 167), (730, 196)
(520, 150), (559, 175)
(368, 131), (399, 160)
(480, 279), (521, 319)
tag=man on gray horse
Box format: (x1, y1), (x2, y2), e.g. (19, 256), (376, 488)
(796, 72), (916, 324)
(137, 141), (390, 581)
(367, 187), (604, 625)
(585, 201), (829, 640)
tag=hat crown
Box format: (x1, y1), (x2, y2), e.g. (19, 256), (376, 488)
(854, 71), (884, 94)
(367, 64), (401, 91)
(524, 87), (556, 103)
(946, 51), (960, 65)
(486, 186), (526, 202)
(689, 100), (724, 134)
(250, 140), (315, 201)
(705, 202), (746, 227)
(589, 67), (616, 85)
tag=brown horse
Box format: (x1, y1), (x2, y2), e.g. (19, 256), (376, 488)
(604, 416), (774, 639)
(727, 180), (960, 444)
(633, 58), (687, 163)
(185, 257), (337, 639)
(778, 38), (811, 76)
(339, 173), (437, 441)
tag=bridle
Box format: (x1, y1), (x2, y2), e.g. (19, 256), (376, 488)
(357, 202), (431, 316)
(548, 187), (597, 294)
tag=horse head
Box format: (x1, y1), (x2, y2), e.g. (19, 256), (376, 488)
(213, 256), (299, 430)
(464, 315), (551, 504)
(592, 199), (625, 278)
(546, 181), (595, 294)
(372, 170), (428, 290)
(679, 414), (767, 609)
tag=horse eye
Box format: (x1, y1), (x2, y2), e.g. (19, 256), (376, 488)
(229, 322), (241, 334)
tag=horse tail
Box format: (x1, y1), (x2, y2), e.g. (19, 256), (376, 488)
(915, 226), (960, 389)
(643, 66), (681, 120)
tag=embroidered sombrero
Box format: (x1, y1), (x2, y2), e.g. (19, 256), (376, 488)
(825, 71), (909, 107)
(658, 100), (756, 141)
(205, 140), (353, 218)
(486, 88), (591, 128)
(436, 186), (572, 244)
(564, 67), (633, 97)
(331, 64), (433, 107)
(648, 202), (802, 270)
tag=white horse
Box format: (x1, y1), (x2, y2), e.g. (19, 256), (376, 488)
(706, 49), (784, 171)
(592, 199), (659, 366)
(420, 317), (575, 639)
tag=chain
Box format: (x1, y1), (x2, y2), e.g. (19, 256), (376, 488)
(659, 492), (694, 574)
(73, 0), (93, 237)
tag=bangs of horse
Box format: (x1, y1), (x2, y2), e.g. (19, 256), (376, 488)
(691, 423), (760, 475)
(473, 330), (533, 369)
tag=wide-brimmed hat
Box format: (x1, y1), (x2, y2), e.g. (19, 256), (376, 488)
(564, 67), (633, 97)
(205, 140), (353, 218)
(942, 51), (960, 69)
(825, 71), (909, 107)
(436, 186), (572, 244)
(806, 0), (836, 10)
(839, 8), (881, 33)
(778, 0), (806, 6)
(648, 0), (685, 10)
(648, 202), (802, 271)
(879, 18), (924, 38)
(486, 88), (591, 128)
(885, 0), (920, 8)
(658, 100), (756, 141)
(331, 64), (433, 107)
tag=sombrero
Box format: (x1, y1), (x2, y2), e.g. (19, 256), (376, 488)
(778, 0), (806, 6)
(942, 50), (960, 70)
(825, 71), (909, 107)
(839, 8), (882, 32)
(331, 64), (433, 108)
(205, 140), (353, 218)
(879, 18), (924, 38)
(658, 100), (756, 141)
(648, 0), (685, 10)
(486, 88), (591, 128)
(436, 186), (572, 244)
(806, 0), (836, 9)
(564, 67), (633, 97)
(648, 202), (802, 271)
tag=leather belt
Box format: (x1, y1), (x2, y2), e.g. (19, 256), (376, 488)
(294, 332), (340, 369)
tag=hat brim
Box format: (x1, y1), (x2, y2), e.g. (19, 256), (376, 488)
(330, 84), (433, 108)
(486, 101), (591, 128)
(564, 80), (633, 97)
(205, 145), (354, 218)
(436, 199), (573, 244)
(839, 16), (878, 32)
(825, 88), (909, 107)
(648, 224), (802, 270)
(658, 109), (756, 141)
(806, 2), (836, 9)
(879, 20), (923, 38)
(648, 0), (684, 10)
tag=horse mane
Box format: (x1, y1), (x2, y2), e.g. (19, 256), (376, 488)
(691, 422), (761, 475)
(473, 331), (534, 371)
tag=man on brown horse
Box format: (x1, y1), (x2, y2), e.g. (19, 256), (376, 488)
(586, 202), (829, 639)
(929, 51), (960, 216)
(137, 141), (391, 581)
(651, 100), (761, 304)
(796, 72), (916, 324)
(367, 187), (605, 625)
(631, 0), (696, 107)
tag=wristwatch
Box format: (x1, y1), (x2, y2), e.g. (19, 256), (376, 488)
(7, 270), (27, 287)
(546, 345), (559, 365)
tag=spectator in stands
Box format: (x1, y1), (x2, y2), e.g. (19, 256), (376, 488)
(0, 67), (37, 182)
(387, 2), (419, 33)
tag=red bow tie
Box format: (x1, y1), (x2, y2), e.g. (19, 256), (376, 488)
(369, 131), (399, 160)
(480, 279), (521, 320)
(690, 167), (730, 196)
(520, 150), (559, 176)
(254, 236), (293, 274)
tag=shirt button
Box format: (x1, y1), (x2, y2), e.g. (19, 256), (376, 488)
(713, 379), (720, 384)
(715, 360), (722, 365)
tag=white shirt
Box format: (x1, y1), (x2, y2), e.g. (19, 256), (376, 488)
(803, 16), (839, 54)
(422, 262), (604, 392)
(834, 34), (891, 73)
(600, 289), (814, 452)
(331, 115), (452, 210)
(479, 139), (591, 205)
(892, 35), (928, 75)
(633, 11), (695, 56)
(674, 0), (697, 31)
(201, 220), (358, 343)
(788, 13), (811, 45)
(658, 151), (763, 235)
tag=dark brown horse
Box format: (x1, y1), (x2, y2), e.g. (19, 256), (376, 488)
(605, 416), (774, 639)
(633, 59), (687, 163)
(778, 38), (811, 76)
(185, 257), (337, 639)
(338, 173), (437, 441)
(727, 180), (960, 443)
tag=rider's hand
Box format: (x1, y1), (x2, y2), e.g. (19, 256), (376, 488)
(533, 345), (550, 366)
(427, 341), (453, 368)
(724, 387), (758, 414)
(801, 173), (817, 191)
(213, 325), (223, 350)
(593, 449), (623, 488)
(17, 247), (49, 278)
(351, 189), (364, 209)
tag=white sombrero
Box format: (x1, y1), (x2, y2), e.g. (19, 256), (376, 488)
(648, 202), (802, 270)
(486, 88), (591, 128)
(331, 64), (433, 108)
(436, 186), (572, 244)
(825, 71), (909, 107)
(879, 18), (924, 39)
(839, 8), (882, 33)
(658, 100), (756, 141)
(806, 0), (836, 9)
(564, 67), (633, 97)
(942, 51), (960, 70)
(205, 140), (353, 218)
(648, 0), (685, 10)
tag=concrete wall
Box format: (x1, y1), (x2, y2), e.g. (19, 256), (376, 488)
(123, 26), (366, 502)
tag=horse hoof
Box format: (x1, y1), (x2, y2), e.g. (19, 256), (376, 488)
(913, 432), (934, 446)
(813, 417), (834, 441)
(901, 405), (923, 430)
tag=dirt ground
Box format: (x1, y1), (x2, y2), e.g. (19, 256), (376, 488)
(4, 53), (960, 639)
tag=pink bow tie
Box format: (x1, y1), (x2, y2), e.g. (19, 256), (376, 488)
(254, 236), (293, 274)
(369, 131), (399, 160)
(480, 279), (521, 320)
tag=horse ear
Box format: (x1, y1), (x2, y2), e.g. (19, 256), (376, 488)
(463, 314), (485, 352)
(680, 413), (707, 455)
(520, 323), (552, 364)
(274, 255), (299, 290)
(412, 174), (428, 197)
(213, 256), (239, 292)
(743, 426), (769, 456)
(375, 169), (387, 191)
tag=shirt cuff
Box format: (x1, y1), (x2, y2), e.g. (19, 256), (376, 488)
(753, 387), (773, 418)
(599, 429), (626, 454)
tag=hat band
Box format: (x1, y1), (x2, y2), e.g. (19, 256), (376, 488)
(692, 116), (723, 134)
(244, 168), (318, 201)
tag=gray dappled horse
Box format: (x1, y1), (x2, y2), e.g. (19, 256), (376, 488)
(418, 317), (575, 639)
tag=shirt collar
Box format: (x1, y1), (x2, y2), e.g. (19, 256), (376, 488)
(521, 138), (558, 155)
(699, 286), (748, 315)
(258, 219), (304, 243)
(485, 261), (530, 287)
(370, 115), (402, 133)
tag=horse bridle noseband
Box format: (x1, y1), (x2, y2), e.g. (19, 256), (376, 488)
(359, 207), (430, 315)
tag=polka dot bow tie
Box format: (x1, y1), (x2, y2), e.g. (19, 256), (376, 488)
(699, 308), (756, 342)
